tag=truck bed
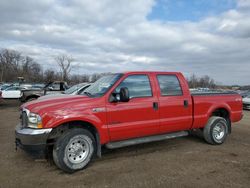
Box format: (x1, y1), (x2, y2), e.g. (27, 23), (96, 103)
(191, 91), (242, 129)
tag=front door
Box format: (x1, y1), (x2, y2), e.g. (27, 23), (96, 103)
(106, 74), (159, 141)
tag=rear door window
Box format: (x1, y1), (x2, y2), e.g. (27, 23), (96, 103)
(157, 75), (183, 96)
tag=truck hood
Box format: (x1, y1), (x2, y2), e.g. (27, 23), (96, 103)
(21, 95), (97, 115)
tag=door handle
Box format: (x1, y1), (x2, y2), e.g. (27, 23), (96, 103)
(153, 102), (158, 110)
(184, 100), (188, 108)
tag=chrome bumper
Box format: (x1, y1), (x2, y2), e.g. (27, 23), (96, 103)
(15, 124), (52, 157)
(15, 124), (52, 145)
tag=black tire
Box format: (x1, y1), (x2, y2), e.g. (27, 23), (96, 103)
(53, 128), (96, 173)
(203, 116), (228, 145)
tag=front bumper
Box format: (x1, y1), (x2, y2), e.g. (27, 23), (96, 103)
(15, 124), (52, 158)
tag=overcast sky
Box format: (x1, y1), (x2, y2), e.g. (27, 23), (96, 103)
(0, 0), (250, 85)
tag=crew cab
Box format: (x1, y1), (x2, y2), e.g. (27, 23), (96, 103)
(15, 72), (243, 173)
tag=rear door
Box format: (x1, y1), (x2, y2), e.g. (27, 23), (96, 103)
(106, 74), (160, 141)
(156, 73), (193, 133)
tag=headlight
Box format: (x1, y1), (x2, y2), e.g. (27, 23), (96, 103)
(27, 113), (43, 128)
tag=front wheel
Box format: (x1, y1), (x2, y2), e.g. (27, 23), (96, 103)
(203, 116), (229, 145)
(53, 128), (96, 173)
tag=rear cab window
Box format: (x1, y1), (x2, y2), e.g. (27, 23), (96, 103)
(115, 74), (152, 98)
(157, 75), (183, 96)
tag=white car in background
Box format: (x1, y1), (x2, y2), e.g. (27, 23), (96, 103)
(243, 95), (250, 110)
(1, 86), (28, 99)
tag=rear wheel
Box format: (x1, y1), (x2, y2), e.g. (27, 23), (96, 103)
(53, 128), (96, 173)
(203, 116), (228, 145)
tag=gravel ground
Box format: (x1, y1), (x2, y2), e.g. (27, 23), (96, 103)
(0, 100), (250, 188)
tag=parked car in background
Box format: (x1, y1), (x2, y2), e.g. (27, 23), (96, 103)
(0, 83), (13, 91)
(20, 81), (69, 102)
(242, 91), (250, 98)
(20, 84), (32, 89)
(30, 84), (45, 90)
(1, 86), (28, 99)
(243, 95), (250, 110)
(37, 83), (91, 100)
(64, 83), (90, 95)
(237, 90), (250, 98)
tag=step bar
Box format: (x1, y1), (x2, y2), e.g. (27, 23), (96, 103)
(106, 131), (189, 149)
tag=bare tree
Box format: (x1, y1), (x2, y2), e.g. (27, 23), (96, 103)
(55, 54), (73, 81)
(21, 56), (43, 82)
(44, 70), (60, 83)
(0, 49), (23, 82)
(187, 74), (216, 89)
(188, 74), (198, 88)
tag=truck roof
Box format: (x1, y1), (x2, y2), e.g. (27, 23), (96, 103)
(122, 71), (182, 75)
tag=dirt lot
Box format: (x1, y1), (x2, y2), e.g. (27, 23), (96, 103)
(0, 100), (250, 188)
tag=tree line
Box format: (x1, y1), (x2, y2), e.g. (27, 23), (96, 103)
(187, 74), (216, 89)
(0, 48), (218, 88)
(0, 49), (108, 85)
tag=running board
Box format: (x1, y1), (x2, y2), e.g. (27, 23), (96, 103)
(106, 131), (189, 149)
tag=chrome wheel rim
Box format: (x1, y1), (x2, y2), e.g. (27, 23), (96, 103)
(212, 122), (225, 141)
(65, 135), (90, 164)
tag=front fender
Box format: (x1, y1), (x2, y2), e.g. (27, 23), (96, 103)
(43, 110), (109, 144)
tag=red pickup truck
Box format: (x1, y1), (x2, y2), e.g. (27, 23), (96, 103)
(15, 72), (243, 173)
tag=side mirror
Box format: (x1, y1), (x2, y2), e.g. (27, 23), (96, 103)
(119, 87), (129, 102)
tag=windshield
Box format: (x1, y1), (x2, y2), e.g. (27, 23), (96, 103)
(64, 83), (86, 94)
(83, 74), (122, 97)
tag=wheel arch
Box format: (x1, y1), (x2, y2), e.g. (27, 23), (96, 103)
(210, 107), (231, 133)
(47, 120), (102, 157)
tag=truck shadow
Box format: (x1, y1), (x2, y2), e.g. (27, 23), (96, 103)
(98, 136), (206, 162)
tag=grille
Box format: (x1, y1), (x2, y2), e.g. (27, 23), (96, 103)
(21, 111), (28, 128)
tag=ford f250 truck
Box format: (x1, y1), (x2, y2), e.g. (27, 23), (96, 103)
(15, 72), (243, 173)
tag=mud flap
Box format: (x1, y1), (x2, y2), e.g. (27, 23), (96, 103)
(95, 132), (102, 158)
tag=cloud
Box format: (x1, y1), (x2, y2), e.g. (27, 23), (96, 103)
(0, 0), (249, 85)
(237, 0), (250, 7)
